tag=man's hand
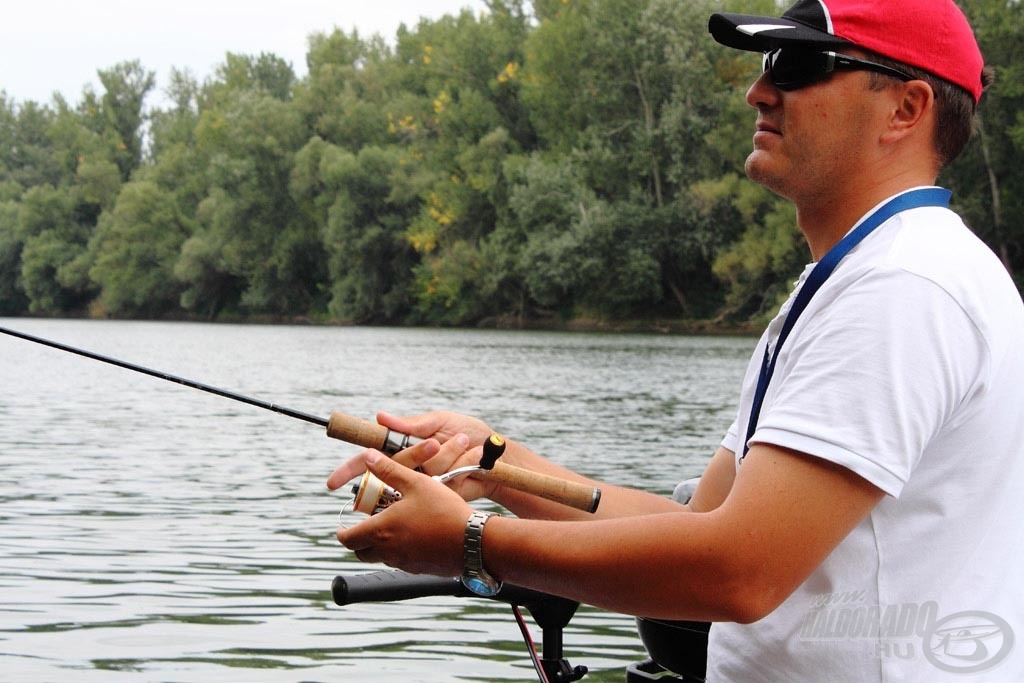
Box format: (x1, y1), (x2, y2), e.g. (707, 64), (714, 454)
(335, 450), (473, 577)
(376, 410), (494, 447)
(327, 410), (505, 502)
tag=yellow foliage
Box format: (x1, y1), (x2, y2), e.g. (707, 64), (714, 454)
(496, 61), (520, 84)
(433, 90), (451, 115)
(387, 112), (418, 136)
(408, 229), (439, 253)
(427, 191), (456, 227)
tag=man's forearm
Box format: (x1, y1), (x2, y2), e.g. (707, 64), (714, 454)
(489, 439), (690, 520)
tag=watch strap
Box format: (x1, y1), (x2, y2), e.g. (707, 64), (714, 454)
(462, 510), (502, 596)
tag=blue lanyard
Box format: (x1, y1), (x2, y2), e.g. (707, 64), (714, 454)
(741, 187), (952, 458)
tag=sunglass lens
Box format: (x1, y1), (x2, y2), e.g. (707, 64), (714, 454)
(764, 49), (828, 91)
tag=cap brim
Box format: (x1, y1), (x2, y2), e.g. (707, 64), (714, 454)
(709, 12), (851, 52)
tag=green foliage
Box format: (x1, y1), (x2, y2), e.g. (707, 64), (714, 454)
(1, 0), (1020, 325)
(302, 142), (419, 323)
(96, 61), (156, 178)
(16, 184), (95, 313)
(206, 53), (296, 104)
(942, 0), (1024, 281)
(178, 89), (323, 317)
(2, 99), (55, 194)
(88, 181), (188, 317)
(0, 200), (28, 313)
(706, 175), (802, 322)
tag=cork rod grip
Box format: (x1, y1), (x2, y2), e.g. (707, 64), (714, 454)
(325, 412), (601, 513)
(326, 412), (390, 450)
(476, 462), (601, 514)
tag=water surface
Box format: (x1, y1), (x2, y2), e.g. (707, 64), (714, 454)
(0, 319), (753, 682)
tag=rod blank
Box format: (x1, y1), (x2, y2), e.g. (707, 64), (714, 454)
(0, 325), (328, 428)
(3, 324), (601, 512)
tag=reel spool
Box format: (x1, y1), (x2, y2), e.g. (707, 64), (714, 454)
(350, 470), (404, 515)
(342, 433), (507, 518)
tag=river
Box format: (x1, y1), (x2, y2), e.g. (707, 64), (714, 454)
(0, 318), (754, 682)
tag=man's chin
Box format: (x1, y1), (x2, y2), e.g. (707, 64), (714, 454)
(744, 155), (786, 196)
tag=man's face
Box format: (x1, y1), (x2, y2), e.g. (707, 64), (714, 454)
(742, 49), (889, 204)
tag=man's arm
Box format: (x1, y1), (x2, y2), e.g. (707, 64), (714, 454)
(483, 442), (884, 622)
(329, 410), (728, 521)
(685, 445), (736, 513)
(487, 442), (740, 520)
(337, 441), (884, 622)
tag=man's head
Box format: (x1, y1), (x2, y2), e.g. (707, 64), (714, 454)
(709, 0), (987, 168)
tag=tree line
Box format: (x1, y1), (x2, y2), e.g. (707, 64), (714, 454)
(1, 0), (1021, 328)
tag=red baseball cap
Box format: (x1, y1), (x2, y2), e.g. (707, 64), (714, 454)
(709, 0), (984, 103)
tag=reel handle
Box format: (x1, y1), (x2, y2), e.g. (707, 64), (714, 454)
(326, 412), (601, 513)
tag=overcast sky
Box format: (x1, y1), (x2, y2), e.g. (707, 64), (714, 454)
(1, 0), (488, 107)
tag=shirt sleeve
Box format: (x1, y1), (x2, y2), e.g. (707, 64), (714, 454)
(721, 418), (740, 454)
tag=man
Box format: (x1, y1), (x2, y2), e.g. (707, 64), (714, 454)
(329, 0), (1023, 679)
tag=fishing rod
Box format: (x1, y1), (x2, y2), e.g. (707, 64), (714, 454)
(0, 324), (601, 513)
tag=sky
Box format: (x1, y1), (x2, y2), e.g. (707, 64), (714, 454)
(1, 0), (489, 107)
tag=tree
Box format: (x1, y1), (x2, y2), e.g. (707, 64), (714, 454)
(176, 85), (323, 318)
(945, 0), (1024, 287)
(293, 29), (394, 151)
(204, 52), (296, 104)
(296, 141), (419, 322)
(0, 0), (1019, 325)
(0, 97), (65, 193)
(0, 199), (27, 313)
(96, 60), (156, 179)
(389, 5), (532, 323)
(88, 180), (189, 317)
(17, 185), (92, 313)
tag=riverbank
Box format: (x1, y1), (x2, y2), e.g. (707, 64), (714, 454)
(4, 311), (761, 337)
(473, 312), (760, 336)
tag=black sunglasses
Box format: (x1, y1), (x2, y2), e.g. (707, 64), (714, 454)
(762, 47), (914, 91)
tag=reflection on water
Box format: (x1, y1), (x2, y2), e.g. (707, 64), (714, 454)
(0, 319), (753, 682)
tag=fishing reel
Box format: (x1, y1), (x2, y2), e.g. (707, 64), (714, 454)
(341, 434), (507, 518)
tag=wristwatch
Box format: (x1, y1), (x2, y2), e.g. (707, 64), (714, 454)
(461, 510), (503, 596)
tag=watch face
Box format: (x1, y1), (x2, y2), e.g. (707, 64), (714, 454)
(463, 575), (501, 597)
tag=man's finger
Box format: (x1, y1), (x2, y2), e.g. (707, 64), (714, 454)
(378, 410), (452, 441)
(391, 437), (440, 470)
(326, 449), (377, 491)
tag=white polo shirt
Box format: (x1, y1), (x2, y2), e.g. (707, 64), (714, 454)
(709, 195), (1024, 682)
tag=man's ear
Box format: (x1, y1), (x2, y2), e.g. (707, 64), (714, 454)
(882, 80), (935, 144)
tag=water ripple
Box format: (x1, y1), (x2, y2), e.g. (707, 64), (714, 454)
(0, 319), (753, 682)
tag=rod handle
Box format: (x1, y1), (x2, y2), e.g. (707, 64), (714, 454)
(326, 411), (601, 513)
(326, 411), (416, 455)
(475, 462), (601, 514)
